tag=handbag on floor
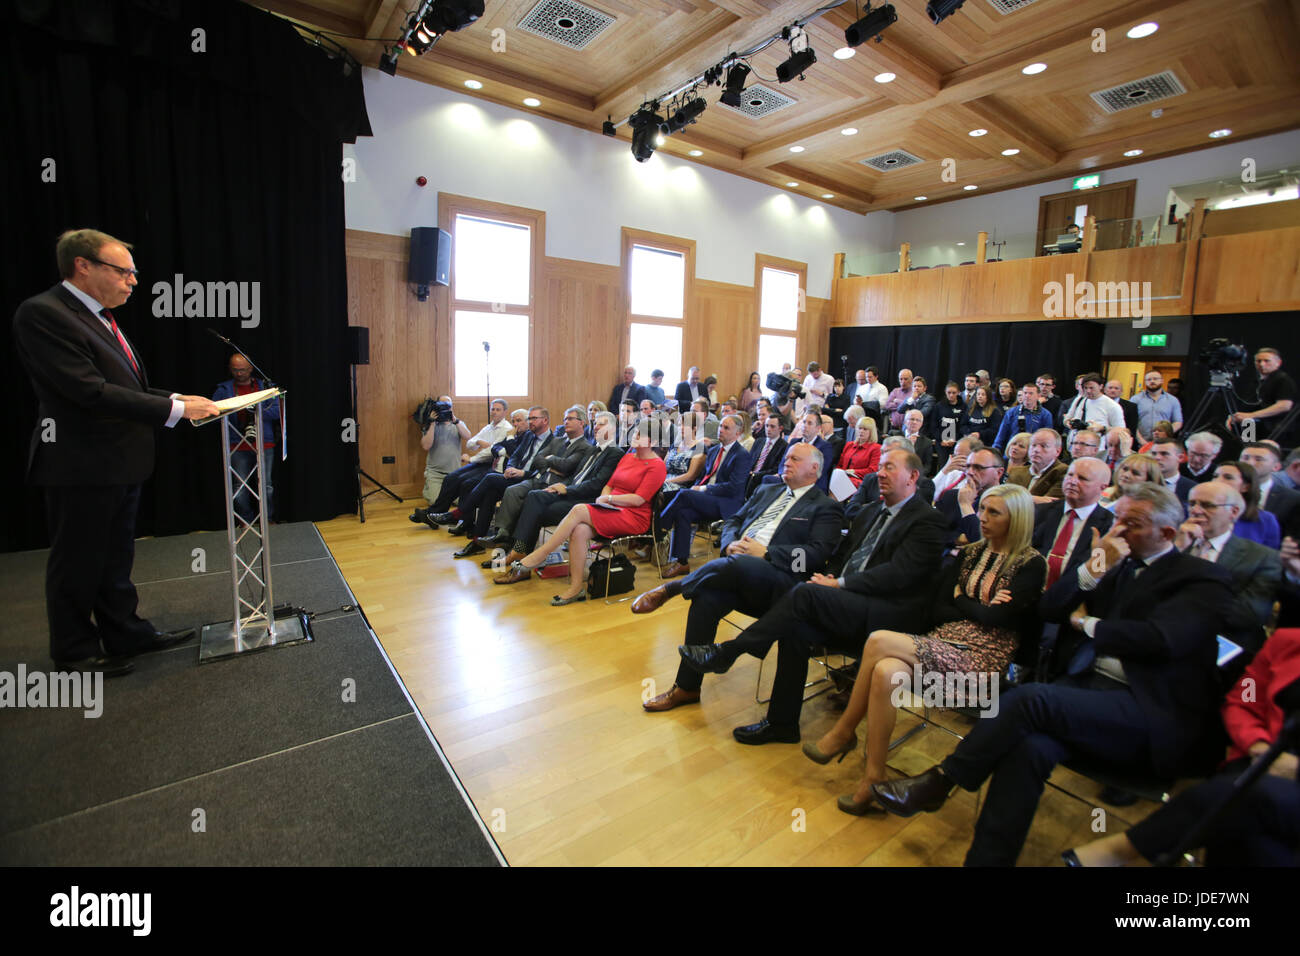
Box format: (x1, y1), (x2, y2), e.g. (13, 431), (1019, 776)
(586, 553), (635, 598)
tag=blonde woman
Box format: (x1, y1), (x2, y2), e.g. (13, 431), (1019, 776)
(1100, 453), (1163, 509)
(804, 484), (1046, 815)
(1004, 432), (1031, 469)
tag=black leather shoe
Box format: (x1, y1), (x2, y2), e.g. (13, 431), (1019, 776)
(732, 719), (800, 745)
(454, 540), (486, 558)
(678, 643), (735, 674)
(409, 508), (428, 523)
(447, 521), (470, 537)
(430, 511), (457, 525)
(480, 529), (512, 545)
(127, 627), (198, 656)
(52, 655), (135, 678)
(871, 767), (955, 817)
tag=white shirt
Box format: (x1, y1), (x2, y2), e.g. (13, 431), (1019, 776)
(1064, 393), (1123, 437)
(62, 280), (184, 428)
(856, 380), (888, 407)
(1258, 477), (1274, 510)
(803, 373), (832, 403)
(467, 417), (513, 463)
(1051, 501), (1099, 560)
(932, 469), (965, 501)
(746, 482), (813, 548)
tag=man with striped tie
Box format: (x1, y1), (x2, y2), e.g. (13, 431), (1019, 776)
(636, 442), (843, 712)
(12, 230), (219, 676)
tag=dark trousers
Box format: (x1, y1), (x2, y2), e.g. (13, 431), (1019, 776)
(662, 488), (735, 563)
(44, 484), (156, 660)
(720, 582), (879, 726)
(939, 680), (1154, 866)
(430, 461), (490, 512)
(1126, 761), (1300, 866)
(514, 489), (584, 551)
(460, 472), (524, 538)
(674, 556), (799, 692)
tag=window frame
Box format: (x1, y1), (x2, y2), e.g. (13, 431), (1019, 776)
(621, 227), (695, 384)
(754, 253), (806, 376)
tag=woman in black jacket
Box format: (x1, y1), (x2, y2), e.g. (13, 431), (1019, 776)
(964, 385), (1003, 447)
(802, 483), (1046, 814)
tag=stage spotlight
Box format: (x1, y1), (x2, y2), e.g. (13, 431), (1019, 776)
(665, 97), (707, 133)
(845, 4), (897, 46)
(926, 0), (965, 24)
(629, 105), (665, 162)
(422, 0), (485, 35)
(403, 19), (437, 55)
(776, 26), (816, 83)
(719, 63), (751, 107)
(602, 119), (617, 136)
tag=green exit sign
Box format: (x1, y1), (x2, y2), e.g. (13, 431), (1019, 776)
(1073, 174), (1100, 190)
(1140, 333), (1168, 348)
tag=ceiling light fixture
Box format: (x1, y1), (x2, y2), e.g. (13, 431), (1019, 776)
(969, 128), (987, 137)
(629, 103), (665, 162)
(1001, 148), (1020, 156)
(523, 97), (540, 107)
(1209, 128), (1232, 138)
(776, 26), (816, 83)
(914, 195), (927, 201)
(787, 181), (799, 187)
(845, 4), (897, 47)
(874, 71), (896, 83)
(718, 62), (752, 107)
(464, 79), (482, 89)
(663, 96), (707, 134)
(963, 184), (978, 190)
(841, 127), (858, 136)
(925, 0), (965, 25)
(833, 47), (856, 60)
(789, 145), (805, 153)
(1123, 148), (1144, 157)
(688, 149), (703, 156)
(1022, 62), (1047, 75)
(822, 193), (834, 198)
(1126, 22), (1159, 39)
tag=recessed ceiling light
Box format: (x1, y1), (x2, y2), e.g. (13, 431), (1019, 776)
(522, 97), (540, 107)
(964, 184), (978, 190)
(464, 79), (483, 89)
(789, 145), (805, 153)
(833, 47), (856, 60)
(874, 72), (896, 83)
(654, 132), (665, 146)
(787, 181), (799, 187)
(957, 241), (965, 246)
(1126, 22), (1159, 39)
(688, 149), (702, 157)
(913, 195), (927, 201)
(841, 127), (858, 136)
(969, 128), (988, 137)
(1123, 148), (1144, 157)
(822, 193), (834, 199)
(1001, 148), (1020, 156)
(1209, 129), (1232, 138)
(1022, 62), (1047, 75)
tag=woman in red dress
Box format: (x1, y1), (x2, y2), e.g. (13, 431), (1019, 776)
(493, 421), (667, 605)
(829, 417), (881, 500)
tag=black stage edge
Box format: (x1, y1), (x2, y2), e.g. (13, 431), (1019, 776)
(0, 522), (503, 868)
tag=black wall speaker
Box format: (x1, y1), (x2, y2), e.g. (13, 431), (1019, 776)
(409, 227), (451, 287)
(347, 326), (370, 366)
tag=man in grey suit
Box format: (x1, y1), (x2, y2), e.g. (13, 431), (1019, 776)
(1176, 481), (1281, 642)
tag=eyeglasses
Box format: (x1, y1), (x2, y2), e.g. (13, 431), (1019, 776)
(968, 463), (1001, 472)
(86, 257), (140, 279)
(1189, 500), (1230, 510)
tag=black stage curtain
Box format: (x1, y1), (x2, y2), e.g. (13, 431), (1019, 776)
(1, 0), (372, 551)
(828, 320), (1106, 400)
(1183, 311), (1300, 453)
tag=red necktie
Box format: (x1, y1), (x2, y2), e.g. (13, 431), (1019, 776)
(1046, 509), (1078, 587)
(101, 309), (140, 377)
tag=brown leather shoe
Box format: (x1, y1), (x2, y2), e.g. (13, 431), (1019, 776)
(642, 684), (701, 712)
(493, 561), (532, 585)
(660, 560), (691, 580)
(631, 582), (681, 614)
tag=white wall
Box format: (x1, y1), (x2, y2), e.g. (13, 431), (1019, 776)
(343, 69), (895, 298)
(887, 129), (1300, 268)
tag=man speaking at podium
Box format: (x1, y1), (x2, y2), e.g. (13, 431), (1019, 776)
(12, 229), (220, 677)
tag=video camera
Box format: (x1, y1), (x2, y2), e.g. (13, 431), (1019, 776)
(1197, 338), (1248, 375)
(766, 371), (804, 405)
(412, 397), (454, 429)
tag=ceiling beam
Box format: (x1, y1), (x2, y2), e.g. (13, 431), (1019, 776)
(411, 48), (597, 111)
(363, 0), (402, 38)
(739, 98), (921, 169)
(768, 163), (874, 205)
(959, 98), (1059, 168)
(252, 0), (363, 37)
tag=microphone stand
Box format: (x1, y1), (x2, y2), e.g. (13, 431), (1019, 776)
(483, 340), (491, 419)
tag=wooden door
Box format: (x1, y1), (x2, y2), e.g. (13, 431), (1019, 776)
(1037, 180), (1136, 254)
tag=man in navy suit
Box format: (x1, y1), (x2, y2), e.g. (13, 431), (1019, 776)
(634, 443), (844, 711)
(659, 414), (752, 578)
(764, 410), (835, 493)
(872, 485), (1257, 866)
(934, 447), (1005, 549)
(1149, 436), (1195, 513)
(12, 229), (219, 676)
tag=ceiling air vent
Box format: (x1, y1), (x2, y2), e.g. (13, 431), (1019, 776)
(985, 0), (1042, 13)
(518, 0), (615, 50)
(716, 84), (797, 119)
(1090, 71), (1187, 114)
(861, 149), (925, 172)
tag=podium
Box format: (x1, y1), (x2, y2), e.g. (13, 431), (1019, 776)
(192, 387), (311, 662)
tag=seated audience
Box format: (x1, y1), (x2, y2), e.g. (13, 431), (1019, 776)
(1067, 429), (1103, 461)
(844, 436), (935, 521)
(932, 437), (981, 500)
(1100, 452), (1163, 510)
(766, 410), (835, 494)
(1240, 442), (1300, 536)
(660, 415), (752, 578)
(1182, 431), (1223, 483)
(895, 409), (933, 472)
(1034, 458), (1114, 589)
(829, 417), (882, 502)
(1213, 460), (1282, 549)
(872, 485), (1258, 866)
(820, 413), (843, 464)
(1065, 628), (1300, 867)
(414, 399), (511, 524)
(965, 385), (1002, 447)
(746, 415), (788, 496)
(806, 485), (1045, 815)
(1004, 432), (1031, 470)
(934, 447), (1005, 548)
(493, 420), (666, 604)
(676, 448), (948, 746)
(584, 400), (607, 442)
(1102, 426), (1133, 469)
(1007, 428), (1067, 503)
(1136, 419), (1174, 454)
(1275, 447), (1300, 490)
(1149, 436), (1195, 511)
(634, 443), (844, 712)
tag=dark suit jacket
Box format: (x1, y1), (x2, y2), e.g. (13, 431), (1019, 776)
(828, 494), (947, 626)
(1040, 550), (1257, 776)
(721, 483), (845, 579)
(1008, 460), (1068, 498)
(563, 443), (625, 500)
(934, 482), (984, 547)
(506, 430), (554, 473)
(692, 441), (752, 506)
(888, 431), (933, 472)
(13, 283), (176, 485)
(845, 471), (935, 521)
(746, 436), (787, 495)
(1166, 474), (1195, 511)
(1117, 397), (1139, 435)
(534, 434), (596, 483)
(1263, 481), (1300, 537)
(674, 380), (706, 408)
(608, 381), (647, 412)
(776, 436), (834, 492)
(1211, 535), (1282, 634)
(1032, 501), (1116, 577)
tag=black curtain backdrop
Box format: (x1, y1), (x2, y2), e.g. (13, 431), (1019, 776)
(2, 0), (372, 551)
(828, 320), (1106, 401)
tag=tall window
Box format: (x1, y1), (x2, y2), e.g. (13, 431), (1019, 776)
(755, 255), (806, 380)
(443, 198), (542, 397)
(623, 228), (694, 392)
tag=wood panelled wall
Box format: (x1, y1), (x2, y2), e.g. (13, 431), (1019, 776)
(830, 226), (1300, 329)
(345, 229), (829, 495)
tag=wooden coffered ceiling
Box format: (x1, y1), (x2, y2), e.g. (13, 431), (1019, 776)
(254, 0), (1300, 214)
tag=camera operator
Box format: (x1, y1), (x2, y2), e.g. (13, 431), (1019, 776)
(417, 394), (470, 505)
(1233, 347), (1296, 443)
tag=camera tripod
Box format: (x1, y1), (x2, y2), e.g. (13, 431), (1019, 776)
(352, 362), (401, 523)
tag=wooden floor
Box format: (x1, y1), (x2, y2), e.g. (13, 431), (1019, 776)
(315, 496), (1158, 866)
